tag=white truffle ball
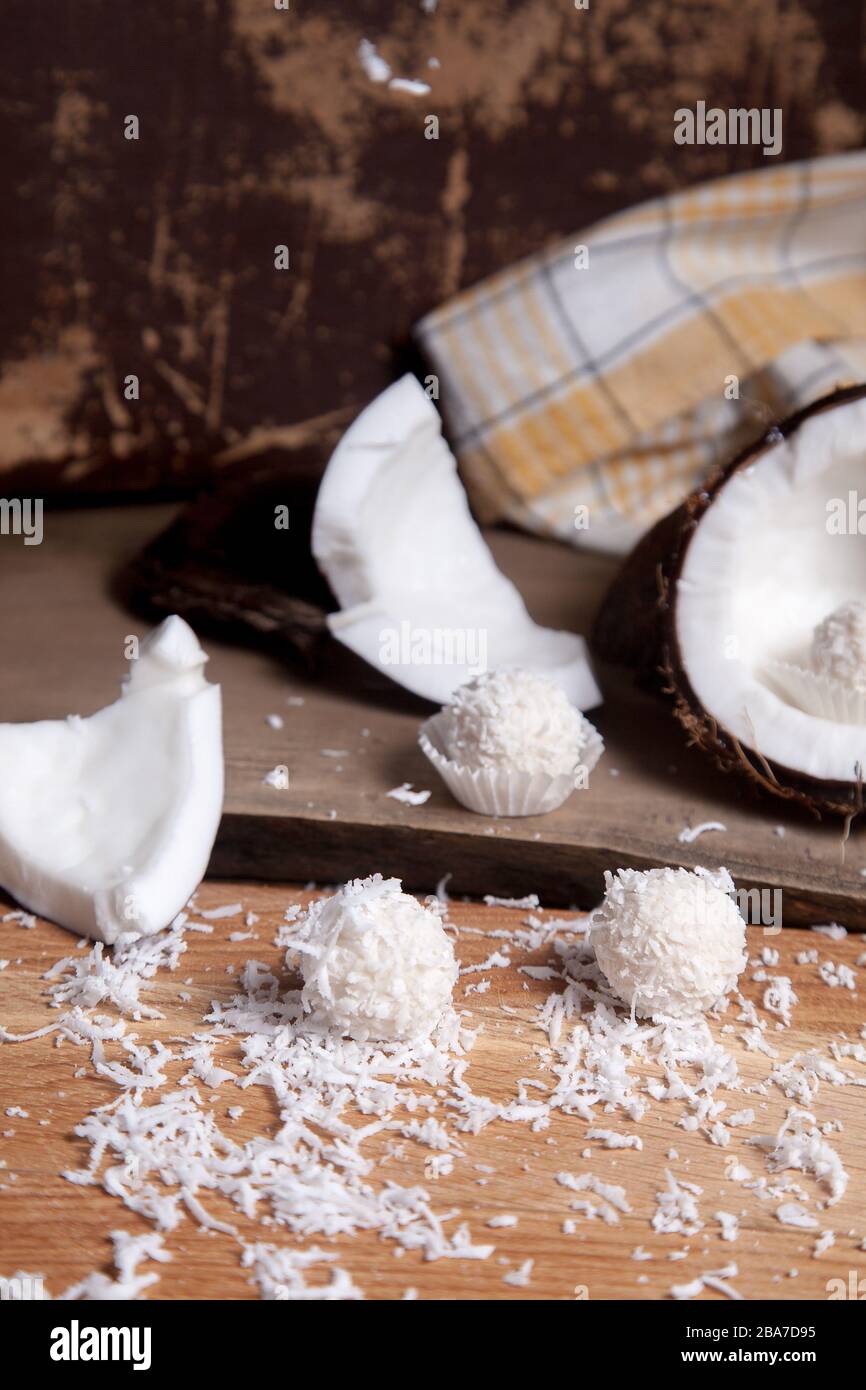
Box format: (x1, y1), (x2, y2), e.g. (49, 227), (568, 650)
(590, 866), (746, 1020)
(811, 599), (866, 692)
(293, 875), (457, 1042)
(443, 668), (594, 777)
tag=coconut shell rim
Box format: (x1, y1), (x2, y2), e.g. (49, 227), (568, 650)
(599, 381), (866, 820)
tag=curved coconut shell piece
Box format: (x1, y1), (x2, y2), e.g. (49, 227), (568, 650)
(593, 383), (866, 822)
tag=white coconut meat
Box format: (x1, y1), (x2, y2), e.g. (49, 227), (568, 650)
(312, 375), (601, 708)
(675, 395), (866, 784)
(0, 616), (223, 944)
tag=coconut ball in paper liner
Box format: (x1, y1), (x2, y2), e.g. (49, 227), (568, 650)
(766, 598), (866, 726)
(289, 875), (458, 1043)
(589, 866), (747, 1020)
(419, 668), (604, 817)
(811, 599), (866, 696)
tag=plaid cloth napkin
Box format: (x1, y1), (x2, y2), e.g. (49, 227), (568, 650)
(416, 152), (866, 555)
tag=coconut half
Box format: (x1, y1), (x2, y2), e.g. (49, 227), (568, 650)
(311, 375), (601, 708)
(593, 385), (866, 819)
(0, 615), (224, 943)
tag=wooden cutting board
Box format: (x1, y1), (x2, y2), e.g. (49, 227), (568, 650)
(1, 885), (865, 1300)
(0, 505), (864, 925)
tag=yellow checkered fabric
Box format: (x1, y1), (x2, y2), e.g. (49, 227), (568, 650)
(416, 152), (866, 554)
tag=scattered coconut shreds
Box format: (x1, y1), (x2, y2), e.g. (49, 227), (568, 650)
(460, 950), (511, 976)
(715, 1211), (739, 1242)
(241, 1243), (363, 1301)
(776, 1202), (819, 1230)
(819, 961), (857, 990)
(1, 1234), (171, 1301)
(653, 1171), (703, 1237)
(2, 890), (864, 1301)
(762, 976), (799, 1027)
(265, 714), (284, 730)
(813, 1230), (835, 1258)
(43, 923), (189, 1020)
(587, 1128), (643, 1151)
(197, 903), (243, 921)
(262, 767), (287, 789)
(677, 821), (727, 844)
(753, 1108), (849, 1206)
(386, 783), (432, 806)
(502, 1259), (533, 1287)
(2, 910), (37, 929)
(728, 1108), (755, 1128)
(6, 915), (497, 1277)
(483, 894), (540, 910)
(811, 923), (847, 941)
(556, 1172), (632, 1224)
(671, 1262), (742, 1301)
(55, 1231), (171, 1301)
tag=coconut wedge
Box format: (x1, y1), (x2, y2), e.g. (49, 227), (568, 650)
(594, 385), (866, 819)
(0, 616), (223, 943)
(312, 375), (601, 708)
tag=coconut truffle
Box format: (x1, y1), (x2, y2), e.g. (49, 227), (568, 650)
(291, 875), (457, 1042)
(590, 866), (747, 1020)
(442, 668), (594, 778)
(811, 599), (866, 692)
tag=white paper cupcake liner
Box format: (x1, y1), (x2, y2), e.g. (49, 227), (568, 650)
(418, 711), (605, 818)
(764, 661), (866, 726)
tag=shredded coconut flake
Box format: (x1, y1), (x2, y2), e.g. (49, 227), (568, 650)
(386, 783), (431, 806)
(677, 821), (727, 844)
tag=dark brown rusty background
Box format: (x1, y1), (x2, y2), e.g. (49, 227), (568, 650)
(1, 0), (863, 499)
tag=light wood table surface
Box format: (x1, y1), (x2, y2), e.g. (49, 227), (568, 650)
(2, 883), (864, 1301)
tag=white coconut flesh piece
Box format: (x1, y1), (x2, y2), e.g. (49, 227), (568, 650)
(0, 616), (223, 944)
(675, 394), (866, 786)
(311, 374), (602, 708)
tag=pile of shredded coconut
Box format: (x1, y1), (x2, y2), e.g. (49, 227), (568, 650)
(589, 866), (747, 1020)
(441, 669), (594, 777)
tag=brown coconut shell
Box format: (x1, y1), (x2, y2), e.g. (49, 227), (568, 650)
(593, 383), (866, 823)
(114, 451), (333, 667)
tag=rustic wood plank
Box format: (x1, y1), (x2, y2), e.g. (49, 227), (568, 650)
(1, 883), (865, 1300)
(0, 506), (864, 921)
